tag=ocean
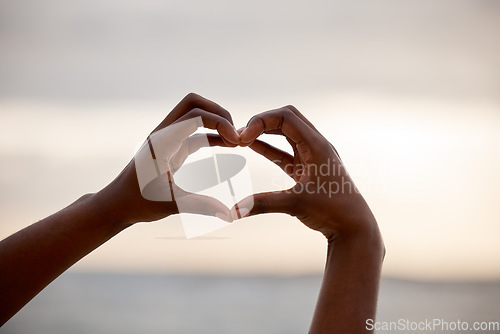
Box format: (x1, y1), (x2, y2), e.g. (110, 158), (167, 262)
(2, 272), (499, 333)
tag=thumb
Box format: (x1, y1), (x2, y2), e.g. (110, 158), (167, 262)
(230, 190), (295, 220)
(174, 188), (233, 222)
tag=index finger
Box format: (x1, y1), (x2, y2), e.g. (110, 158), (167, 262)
(240, 107), (322, 149)
(157, 93), (234, 131)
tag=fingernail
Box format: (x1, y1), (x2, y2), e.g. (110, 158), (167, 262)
(232, 127), (240, 138)
(240, 127), (248, 138)
(233, 128), (241, 143)
(215, 212), (233, 223)
(225, 127), (240, 144)
(239, 128), (253, 146)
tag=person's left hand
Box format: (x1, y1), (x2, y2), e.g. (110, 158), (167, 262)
(95, 93), (240, 226)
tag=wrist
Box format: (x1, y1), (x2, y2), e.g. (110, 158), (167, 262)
(81, 189), (134, 232)
(328, 193), (381, 240)
(328, 223), (385, 261)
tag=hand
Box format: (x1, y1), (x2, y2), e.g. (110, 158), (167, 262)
(0, 93), (241, 325)
(232, 105), (384, 333)
(232, 105), (379, 241)
(97, 93), (240, 226)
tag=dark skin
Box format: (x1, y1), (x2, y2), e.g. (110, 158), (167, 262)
(233, 105), (385, 333)
(0, 93), (238, 325)
(0, 94), (384, 333)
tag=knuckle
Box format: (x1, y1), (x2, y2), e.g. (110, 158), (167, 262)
(246, 115), (258, 127)
(220, 110), (233, 123)
(280, 107), (295, 118)
(284, 104), (298, 113)
(187, 107), (203, 117)
(183, 92), (202, 106)
(318, 140), (332, 152)
(184, 92), (200, 101)
(78, 193), (93, 201)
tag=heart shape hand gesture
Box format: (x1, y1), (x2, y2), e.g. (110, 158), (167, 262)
(0, 93), (384, 333)
(103, 93), (379, 242)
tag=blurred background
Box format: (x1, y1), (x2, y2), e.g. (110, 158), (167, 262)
(1, 0), (499, 333)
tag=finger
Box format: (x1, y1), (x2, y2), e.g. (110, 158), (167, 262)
(255, 107), (342, 160)
(246, 110), (330, 161)
(174, 108), (240, 144)
(248, 140), (295, 177)
(230, 191), (295, 220)
(239, 107), (321, 149)
(205, 133), (237, 148)
(145, 117), (201, 175)
(161, 93), (234, 128)
(246, 128), (303, 167)
(169, 134), (207, 173)
(169, 134), (234, 173)
(284, 104), (321, 135)
(173, 186), (233, 222)
(146, 114), (237, 178)
(248, 128), (300, 164)
(283, 105), (343, 160)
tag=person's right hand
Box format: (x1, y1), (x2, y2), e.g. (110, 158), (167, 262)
(232, 105), (380, 242)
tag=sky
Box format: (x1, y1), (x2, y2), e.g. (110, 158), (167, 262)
(1, 0), (499, 281)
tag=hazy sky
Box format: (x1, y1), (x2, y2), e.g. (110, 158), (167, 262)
(1, 0), (499, 280)
(1, 0), (498, 101)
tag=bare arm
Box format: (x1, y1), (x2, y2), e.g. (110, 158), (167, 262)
(0, 93), (239, 326)
(0, 191), (130, 325)
(233, 105), (385, 333)
(311, 225), (384, 333)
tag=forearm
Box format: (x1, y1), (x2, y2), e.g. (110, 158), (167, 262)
(0, 190), (130, 325)
(309, 225), (384, 334)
